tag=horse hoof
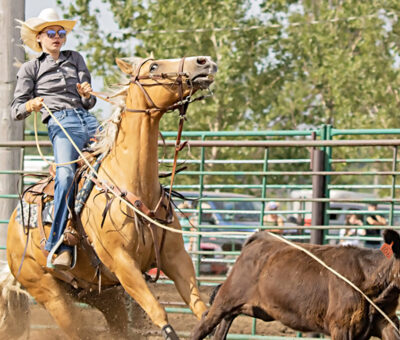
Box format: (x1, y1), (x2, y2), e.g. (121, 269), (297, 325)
(162, 324), (179, 340)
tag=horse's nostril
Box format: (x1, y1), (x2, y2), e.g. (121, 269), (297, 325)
(197, 57), (207, 65)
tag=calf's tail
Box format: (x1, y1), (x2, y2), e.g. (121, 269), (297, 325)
(209, 284), (222, 306)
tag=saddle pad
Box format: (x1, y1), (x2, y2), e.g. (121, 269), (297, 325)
(15, 153), (105, 228)
(16, 201), (54, 228)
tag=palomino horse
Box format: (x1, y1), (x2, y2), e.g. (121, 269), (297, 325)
(6, 56), (217, 339)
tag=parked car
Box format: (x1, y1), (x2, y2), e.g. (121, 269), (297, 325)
(175, 191), (263, 274)
(176, 191), (262, 246)
(289, 189), (378, 227)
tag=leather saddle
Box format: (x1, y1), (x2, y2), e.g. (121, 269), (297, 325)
(21, 151), (172, 285)
(22, 152), (95, 250)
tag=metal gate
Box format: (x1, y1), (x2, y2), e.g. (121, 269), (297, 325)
(2, 124), (400, 338)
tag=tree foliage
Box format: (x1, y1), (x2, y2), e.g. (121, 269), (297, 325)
(257, 0), (400, 131)
(57, 0), (400, 131)
(55, 0), (400, 192)
(57, 0), (268, 134)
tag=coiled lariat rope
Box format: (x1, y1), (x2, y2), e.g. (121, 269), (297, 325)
(33, 102), (398, 334)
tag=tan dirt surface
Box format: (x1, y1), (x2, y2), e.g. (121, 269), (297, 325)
(28, 282), (299, 339)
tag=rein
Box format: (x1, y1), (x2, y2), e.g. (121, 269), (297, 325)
(91, 57), (205, 205)
(38, 102), (400, 333)
(124, 57), (191, 207)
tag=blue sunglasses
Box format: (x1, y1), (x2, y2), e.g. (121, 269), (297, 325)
(43, 29), (67, 39)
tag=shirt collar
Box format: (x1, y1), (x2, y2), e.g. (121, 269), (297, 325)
(37, 52), (47, 60)
(36, 50), (68, 62)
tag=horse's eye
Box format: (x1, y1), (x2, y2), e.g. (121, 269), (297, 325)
(150, 63), (159, 72)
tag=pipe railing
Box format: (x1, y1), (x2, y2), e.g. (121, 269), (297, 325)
(4, 126), (400, 339)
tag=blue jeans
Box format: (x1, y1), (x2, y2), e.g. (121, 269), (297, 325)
(44, 108), (99, 254)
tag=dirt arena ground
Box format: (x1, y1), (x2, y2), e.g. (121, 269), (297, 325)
(28, 282), (300, 339)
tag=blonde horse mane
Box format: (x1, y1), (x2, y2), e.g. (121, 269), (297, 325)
(91, 85), (128, 155)
(92, 57), (148, 156)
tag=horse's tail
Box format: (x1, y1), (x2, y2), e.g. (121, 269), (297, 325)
(0, 263), (30, 339)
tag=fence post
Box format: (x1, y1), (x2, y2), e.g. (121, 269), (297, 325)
(389, 146), (397, 226)
(0, 0), (25, 261)
(311, 149), (326, 244)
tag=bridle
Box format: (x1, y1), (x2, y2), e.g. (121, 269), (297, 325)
(124, 57), (195, 203)
(92, 57), (211, 115)
(91, 57), (211, 209)
(88, 57), (213, 281)
(125, 57), (192, 115)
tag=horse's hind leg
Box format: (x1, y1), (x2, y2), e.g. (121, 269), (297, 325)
(80, 287), (129, 339)
(19, 267), (85, 339)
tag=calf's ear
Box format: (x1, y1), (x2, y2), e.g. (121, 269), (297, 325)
(383, 229), (400, 258)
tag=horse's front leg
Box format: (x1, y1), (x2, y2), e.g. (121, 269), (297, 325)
(161, 229), (207, 319)
(112, 249), (179, 339)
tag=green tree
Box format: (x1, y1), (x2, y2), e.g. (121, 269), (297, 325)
(56, 0), (400, 193)
(57, 0), (277, 192)
(57, 0), (269, 133)
(253, 0), (400, 191)
(56, 0), (400, 132)
(257, 0), (400, 130)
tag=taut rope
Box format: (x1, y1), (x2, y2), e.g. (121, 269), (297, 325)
(37, 101), (400, 335)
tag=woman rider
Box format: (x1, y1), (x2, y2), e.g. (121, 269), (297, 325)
(11, 8), (99, 270)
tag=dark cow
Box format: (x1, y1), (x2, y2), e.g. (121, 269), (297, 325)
(191, 229), (400, 340)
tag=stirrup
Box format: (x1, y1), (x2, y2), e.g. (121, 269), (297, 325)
(46, 237), (64, 269)
(46, 238), (77, 270)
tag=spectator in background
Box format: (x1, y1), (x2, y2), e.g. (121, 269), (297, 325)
(264, 201), (284, 233)
(365, 204), (387, 248)
(339, 214), (366, 246)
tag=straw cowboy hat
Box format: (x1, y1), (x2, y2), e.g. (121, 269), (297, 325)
(18, 8), (76, 52)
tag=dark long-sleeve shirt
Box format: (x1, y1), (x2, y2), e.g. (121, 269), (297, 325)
(11, 50), (96, 123)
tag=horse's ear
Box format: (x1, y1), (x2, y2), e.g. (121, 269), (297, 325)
(149, 51), (155, 59)
(116, 58), (134, 75)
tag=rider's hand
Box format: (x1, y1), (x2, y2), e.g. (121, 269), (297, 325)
(76, 82), (92, 99)
(25, 97), (44, 112)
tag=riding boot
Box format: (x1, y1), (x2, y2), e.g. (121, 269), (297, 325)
(52, 250), (72, 270)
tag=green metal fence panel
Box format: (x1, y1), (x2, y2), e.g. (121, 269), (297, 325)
(2, 125), (400, 338)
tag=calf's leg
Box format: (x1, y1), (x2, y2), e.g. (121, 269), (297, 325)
(213, 315), (236, 340)
(191, 284), (243, 340)
(191, 307), (226, 340)
(380, 318), (400, 340)
(330, 328), (352, 340)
